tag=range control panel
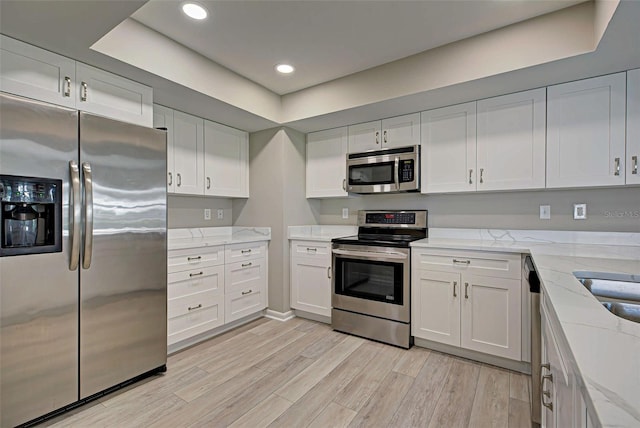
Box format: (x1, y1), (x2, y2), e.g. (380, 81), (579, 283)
(359, 210), (427, 228)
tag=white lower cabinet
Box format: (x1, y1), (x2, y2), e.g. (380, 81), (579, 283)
(541, 301), (575, 428)
(290, 241), (332, 318)
(167, 240), (268, 350)
(412, 248), (522, 361)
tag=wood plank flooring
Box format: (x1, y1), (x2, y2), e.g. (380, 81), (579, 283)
(41, 317), (532, 428)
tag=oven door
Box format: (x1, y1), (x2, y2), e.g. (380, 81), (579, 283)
(332, 244), (410, 322)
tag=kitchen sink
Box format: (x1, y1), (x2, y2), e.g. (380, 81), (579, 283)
(601, 302), (640, 323)
(574, 271), (640, 323)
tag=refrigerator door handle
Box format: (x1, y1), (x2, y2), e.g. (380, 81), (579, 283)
(69, 160), (81, 270)
(82, 162), (94, 269)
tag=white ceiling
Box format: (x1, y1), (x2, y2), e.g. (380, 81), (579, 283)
(131, 0), (586, 95)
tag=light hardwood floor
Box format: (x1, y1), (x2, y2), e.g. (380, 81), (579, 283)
(41, 317), (532, 427)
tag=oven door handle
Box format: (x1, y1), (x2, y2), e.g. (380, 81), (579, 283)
(332, 248), (408, 260)
(394, 156), (400, 190)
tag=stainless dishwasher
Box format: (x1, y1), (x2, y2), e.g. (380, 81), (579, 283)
(525, 255), (542, 426)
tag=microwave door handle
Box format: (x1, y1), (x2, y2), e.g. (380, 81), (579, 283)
(394, 157), (400, 190)
(82, 162), (93, 269)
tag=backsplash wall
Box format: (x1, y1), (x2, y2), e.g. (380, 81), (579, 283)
(168, 195), (233, 228)
(318, 187), (640, 232)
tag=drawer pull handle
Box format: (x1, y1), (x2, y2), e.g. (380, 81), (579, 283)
(188, 304), (202, 311)
(453, 259), (471, 265)
(241, 249), (252, 254)
(189, 271), (203, 277)
(242, 289), (252, 295)
(187, 256), (202, 261)
(242, 262), (252, 267)
(464, 282), (469, 299)
(64, 76), (71, 97)
(541, 371), (554, 411)
(306, 247), (317, 252)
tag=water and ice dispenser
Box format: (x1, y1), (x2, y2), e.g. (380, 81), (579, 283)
(0, 175), (62, 256)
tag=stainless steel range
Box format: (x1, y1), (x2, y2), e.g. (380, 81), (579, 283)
(331, 210), (427, 348)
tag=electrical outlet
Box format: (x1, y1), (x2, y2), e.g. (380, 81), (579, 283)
(539, 205), (551, 220)
(204, 209), (211, 220)
(217, 209), (224, 220)
(342, 208), (349, 219)
(573, 203), (587, 220)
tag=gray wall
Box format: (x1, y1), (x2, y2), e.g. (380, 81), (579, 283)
(318, 187), (640, 232)
(168, 195), (232, 228)
(233, 127), (319, 314)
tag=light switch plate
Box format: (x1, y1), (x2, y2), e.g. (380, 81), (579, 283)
(204, 208), (211, 220)
(573, 203), (587, 220)
(539, 205), (551, 220)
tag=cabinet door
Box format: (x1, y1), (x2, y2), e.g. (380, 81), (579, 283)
(203, 120), (249, 197)
(172, 111), (204, 195)
(412, 270), (461, 346)
(348, 120), (382, 153)
(627, 69), (640, 185)
(306, 127), (349, 198)
(153, 104), (175, 192)
(547, 73), (626, 188)
(75, 63), (153, 127)
(461, 274), (522, 360)
(477, 88), (546, 191)
(381, 113), (420, 149)
(0, 34), (76, 109)
(421, 102), (477, 193)
(290, 255), (331, 317)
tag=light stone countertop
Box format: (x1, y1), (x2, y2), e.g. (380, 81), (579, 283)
(288, 225), (358, 242)
(168, 227), (271, 250)
(411, 228), (640, 427)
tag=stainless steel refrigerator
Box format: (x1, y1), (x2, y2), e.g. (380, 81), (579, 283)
(0, 92), (167, 427)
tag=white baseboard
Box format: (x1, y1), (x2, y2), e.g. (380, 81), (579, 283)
(264, 309), (295, 322)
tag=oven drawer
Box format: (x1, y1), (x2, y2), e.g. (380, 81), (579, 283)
(168, 245), (225, 273)
(412, 248), (521, 279)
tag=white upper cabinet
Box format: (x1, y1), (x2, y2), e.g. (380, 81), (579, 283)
(547, 73), (626, 188)
(306, 127), (349, 198)
(0, 35), (153, 127)
(0, 34), (76, 109)
(173, 110), (204, 195)
(421, 102), (477, 193)
(476, 88), (546, 191)
(153, 104), (175, 193)
(627, 69), (640, 185)
(204, 120), (249, 198)
(348, 113), (420, 152)
(76, 63), (153, 127)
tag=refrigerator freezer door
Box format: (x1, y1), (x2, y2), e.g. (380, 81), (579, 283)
(0, 93), (79, 427)
(79, 112), (167, 398)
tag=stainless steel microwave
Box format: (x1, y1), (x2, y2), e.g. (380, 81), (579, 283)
(346, 145), (420, 194)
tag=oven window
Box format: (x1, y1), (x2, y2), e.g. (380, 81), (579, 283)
(349, 162), (394, 185)
(335, 258), (403, 305)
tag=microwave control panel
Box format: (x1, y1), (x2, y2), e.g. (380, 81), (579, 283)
(399, 160), (414, 183)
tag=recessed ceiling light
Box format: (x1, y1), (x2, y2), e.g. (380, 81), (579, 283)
(182, 3), (208, 20)
(276, 64), (295, 74)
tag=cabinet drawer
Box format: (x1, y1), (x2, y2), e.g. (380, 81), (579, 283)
(225, 288), (265, 323)
(225, 257), (267, 295)
(168, 295), (224, 345)
(168, 265), (224, 299)
(225, 241), (267, 263)
(291, 241), (331, 258)
(412, 248), (521, 279)
(168, 245), (225, 273)
(168, 289), (221, 319)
